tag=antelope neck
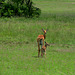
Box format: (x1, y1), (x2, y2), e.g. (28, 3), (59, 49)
(44, 33), (46, 39)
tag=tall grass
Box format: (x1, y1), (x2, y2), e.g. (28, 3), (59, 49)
(0, 14), (75, 45)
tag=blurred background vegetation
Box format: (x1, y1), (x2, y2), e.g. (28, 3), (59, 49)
(0, 0), (41, 17)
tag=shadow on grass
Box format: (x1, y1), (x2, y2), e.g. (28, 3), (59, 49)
(32, 56), (38, 58)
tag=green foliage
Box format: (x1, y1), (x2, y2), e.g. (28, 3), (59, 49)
(0, 0), (41, 17)
(0, 0), (5, 2)
(1, 3), (14, 17)
(32, 7), (41, 17)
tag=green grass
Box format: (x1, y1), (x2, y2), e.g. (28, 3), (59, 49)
(0, 0), (75, 75)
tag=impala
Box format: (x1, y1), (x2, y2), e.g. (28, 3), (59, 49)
(41, 42), (50, 57)
(37, 29), (48, 57)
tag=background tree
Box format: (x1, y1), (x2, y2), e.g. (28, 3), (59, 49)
(0, 0), (41, 17)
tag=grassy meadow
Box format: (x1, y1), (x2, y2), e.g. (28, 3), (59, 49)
(0, 0), (75, 75)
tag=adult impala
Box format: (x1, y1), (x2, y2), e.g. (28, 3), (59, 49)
(37, 29), (48, 57)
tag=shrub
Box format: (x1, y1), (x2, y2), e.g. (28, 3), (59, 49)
(0, 3), (14, 17)
(33, 7), (41, 17)
(0, 0), (41, 17)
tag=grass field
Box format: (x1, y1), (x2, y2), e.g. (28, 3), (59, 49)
(0, 0), (75, 75)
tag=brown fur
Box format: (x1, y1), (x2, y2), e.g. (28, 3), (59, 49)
(37, 29), (48, 57)
(41, 42), (50, 58)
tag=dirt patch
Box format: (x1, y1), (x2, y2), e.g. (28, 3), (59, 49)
(49, 43), (75, 53)
(56, 48), (75, 53)
(0, 41), (29, 46)
(64, 2), (75, 5)
(50, 43), (74, 48)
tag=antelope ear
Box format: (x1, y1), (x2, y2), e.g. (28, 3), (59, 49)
(46, 29), (48, 31)
(42, 29), (44, 32)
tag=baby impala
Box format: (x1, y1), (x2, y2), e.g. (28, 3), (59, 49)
(41, 42), (50, 57)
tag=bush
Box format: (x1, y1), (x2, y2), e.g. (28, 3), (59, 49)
(0, 0), (41, 17)
(1, 3), (14, 17)
(33, 7), (41, 17)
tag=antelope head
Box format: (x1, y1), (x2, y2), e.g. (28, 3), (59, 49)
(42, 29), (48, 39)
(45, 42), (50, 48)
(42, 29), (48, 34)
